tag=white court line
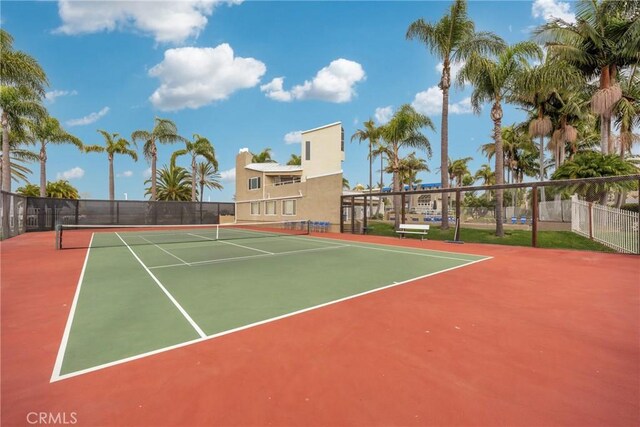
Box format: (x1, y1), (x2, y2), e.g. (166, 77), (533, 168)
(51, 255), (491, 382)
(149, 244), (352, 269)
(302, 234), (491, 259)
(115, 232), (206, 338)
(138, 235), (191, 267)
(188, 233), (274, 255)
(298, 236), (487, 262)
(50, 234), (95, 382)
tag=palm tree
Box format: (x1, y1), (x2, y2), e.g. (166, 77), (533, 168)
(171, 134), (217, 202)
(512, 61), (583, 180)
(32, 115), (83, 197)
(0, 29), (48, 192)
(0, 131), (38, 185)
(251, 148), (276, 163)
(474, 164), (495, 186)
(44, 180), (80, 199)
(395, 153), (429, 211)
(612, 71), (640, 157)
(378, 104), (434, 230)
(406, 0), (505, 229)
(351, 119), (381, 217)
(342, 177), (350, 190)
(458, 41), (542, 237)
(286, 154), (301, 166)
(551, 151), (638, 202)
(195, 161), (223, 202)
(370, 139), (391, 191)
(536, 0), (639, 154)
(131, 117), (185, 201)
(144, 164), (193, 201)
(449, 157), (473, 187)
(84, 130), (138, 200)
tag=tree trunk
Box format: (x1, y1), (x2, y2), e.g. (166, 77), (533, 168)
(492, 102), (504, 237)
(368, 140), (373, 219)
(108, 155), (114, 201)
(40, 142), (47, 197)
(1, 112), (10, 193)
(392, 144), (401, 230)
(441, 84), (450, 230)
(200, 183), (204, 203)
(150, 144), (157, 201)
(191, 156), (197, 202)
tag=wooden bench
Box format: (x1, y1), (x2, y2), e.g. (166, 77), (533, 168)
(396, 223), (430, 240)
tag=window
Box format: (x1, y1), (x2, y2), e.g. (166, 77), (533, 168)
(250, 202), (261, 215)
(282, 200), (296, 216)
(341, 127), (344, 151)
(305, 141), (311, 161)
(265, 200), (276, 215)
(249, 176), (261, 190)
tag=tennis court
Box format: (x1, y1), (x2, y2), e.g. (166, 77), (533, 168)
(52, 221), (490, 381)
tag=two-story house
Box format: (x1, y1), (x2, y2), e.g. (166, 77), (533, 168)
(235, 122), (344, 231)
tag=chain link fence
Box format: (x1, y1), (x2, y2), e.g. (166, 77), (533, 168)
(341, 175), (640, 254)
(0, 192), (235, 240)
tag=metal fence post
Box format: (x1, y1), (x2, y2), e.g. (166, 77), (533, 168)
(401, 193), (406, 225)
(351, 196), (355, 234)
(363, 195), (368, 234)
(532, 184), (538, 248)
(340, 196), (344, 233)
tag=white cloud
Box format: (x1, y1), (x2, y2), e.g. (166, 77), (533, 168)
(284, 131), (302, 144)
(449, 97), (473, 114)
(261, 58), (366, 103)
(117, 170), (134, 178)
(411, 86), (473, 116)
(55, 0), (242, 44)
(45, 89), (77, 103)
(57, 166), (84, 180)
(66, 107), (110, 126)
(149, 44), (266, 111)
(532, 0), (575, 23)
(219, 167), (236, 182)
(374, 106), (393, 124)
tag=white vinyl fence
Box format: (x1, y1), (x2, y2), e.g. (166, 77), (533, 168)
(571, 196), (639, 254)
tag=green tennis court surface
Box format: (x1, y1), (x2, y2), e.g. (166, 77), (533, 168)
(52, 228), (490, 381)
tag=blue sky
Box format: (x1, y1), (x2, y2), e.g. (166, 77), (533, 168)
(2, 0), (576, 201)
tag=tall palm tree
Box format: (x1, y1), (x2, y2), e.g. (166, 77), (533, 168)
(474, 164), (495, 186)
(251, 148), (276, 163)
(612, 71), (640, 157)
(351, 119), (381, 217)
(406, 0), (505, 229)
(457, 41), (542, 237)
(449, 157), (473, 187)
(195, 161), (223, 202)
(286, 154), (301, 166)
(370, 139), (391, 191)
(0, 131), (38, 185)
(131, 117), (185, 201)
(144, 164), (193, 201)
(536, 0), (639, 154)
(84, 130), (138, 200)
(512, 61), (582, 181)
(0, 29), (48, 192)
(32, 115), (83, 197)
(378, 104), (434, 230)
(171, 134), (217, 202)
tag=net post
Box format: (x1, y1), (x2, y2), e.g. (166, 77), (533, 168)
(363, 195), (368, 235)
(55, 224), (62, 250)
(532, 184), (538, 248)
(455, 190), (461, 241)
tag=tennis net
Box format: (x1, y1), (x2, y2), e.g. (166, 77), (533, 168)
(56, 220), (311, 249)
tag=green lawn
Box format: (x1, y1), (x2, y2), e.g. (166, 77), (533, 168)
(365, 221), (615, 253)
